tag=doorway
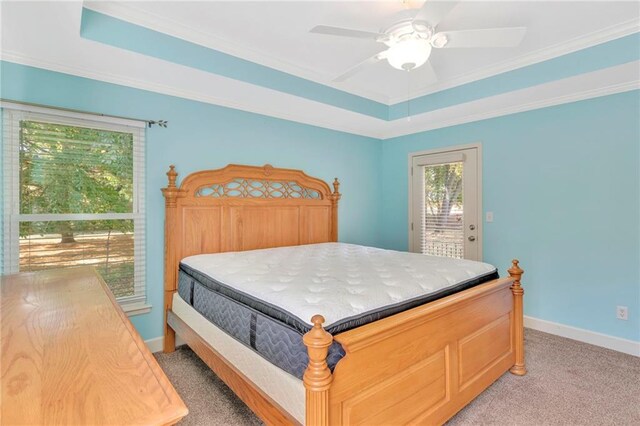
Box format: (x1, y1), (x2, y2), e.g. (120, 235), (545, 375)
(409, 144), (482, 261)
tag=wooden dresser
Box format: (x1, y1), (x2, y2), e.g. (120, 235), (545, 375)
(0, 267), (188, 425)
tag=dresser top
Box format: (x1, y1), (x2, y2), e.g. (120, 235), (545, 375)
(1, 267), (188, 425)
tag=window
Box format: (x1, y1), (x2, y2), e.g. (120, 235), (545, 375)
(2, 105), (147, 313)
(421, 160), (465, 258)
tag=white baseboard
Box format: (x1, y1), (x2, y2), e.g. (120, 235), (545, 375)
(524, 315), (640, 357)
(145, 335), (186, 354)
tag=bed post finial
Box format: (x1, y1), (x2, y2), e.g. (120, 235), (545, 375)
(167, 165), (177, 187)
(508, 259), (523, 284)
(162, 165), (183, 208)
(508, 259), (527, 376)
(303, 315), (333, 426)
(332, 178), (341, 198)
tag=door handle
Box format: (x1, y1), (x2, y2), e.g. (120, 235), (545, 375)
(468, 236), (476, 242)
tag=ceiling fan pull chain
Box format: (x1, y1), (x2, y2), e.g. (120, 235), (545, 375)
(407, 69), (411, 122)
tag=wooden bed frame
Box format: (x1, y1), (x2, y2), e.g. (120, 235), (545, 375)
(162, 163), (526, 425)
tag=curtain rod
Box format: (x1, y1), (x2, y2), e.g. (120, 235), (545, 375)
(0, 98), (168, 128)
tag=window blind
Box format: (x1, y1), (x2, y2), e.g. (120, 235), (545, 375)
(420, 161), (465, 259)
(2, 108), (146, 309)
(411, 151), (466, 259)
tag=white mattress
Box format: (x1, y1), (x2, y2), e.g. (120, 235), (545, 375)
(182, 242), (497, 328)
(172, 294), (305, 423)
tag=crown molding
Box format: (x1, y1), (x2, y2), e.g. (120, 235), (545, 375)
(2, 52), (637, 141)
(382, 80), (639, 139)
(0, 50), (385, 139)
(388, 19), (640, 104)
(380, 61), (640, 138)
(82, 1), (391, 104)
(84, 1), (639, 108)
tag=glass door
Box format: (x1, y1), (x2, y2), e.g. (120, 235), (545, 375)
(410, 147), (480, 260)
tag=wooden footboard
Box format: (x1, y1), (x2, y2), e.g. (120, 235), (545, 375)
(304, 261), (526, 426)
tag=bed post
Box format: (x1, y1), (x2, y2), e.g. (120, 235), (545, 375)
(161, 165), (182, 353)
(329, 178), (341, 242)
(303, 315), (333, 426)
(508, 259), (527, 375)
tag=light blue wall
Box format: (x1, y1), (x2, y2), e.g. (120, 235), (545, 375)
(380, 91), (640, 342)
(2, 60), (638, 344)
(80, 9), (388, 120)
(0, 61), (382, 340)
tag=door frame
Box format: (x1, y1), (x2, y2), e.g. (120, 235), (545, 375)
(407, 142), (483, 260)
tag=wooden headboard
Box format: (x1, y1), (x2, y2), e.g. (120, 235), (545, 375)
(161, 163), (341, 343)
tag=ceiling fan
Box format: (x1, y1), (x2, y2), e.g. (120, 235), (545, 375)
(310, 1), (527, 82)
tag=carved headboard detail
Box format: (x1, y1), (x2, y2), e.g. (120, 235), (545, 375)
(161, 163), (341, 332)
(194, 178), (323, 199)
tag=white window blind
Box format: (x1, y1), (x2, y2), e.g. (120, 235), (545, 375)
(2, 107), (147, 311)
(412, 152), (466, 259)
(419, 161), (465, 258)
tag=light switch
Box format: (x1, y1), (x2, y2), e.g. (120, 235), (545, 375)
(486, 212), (494, 222)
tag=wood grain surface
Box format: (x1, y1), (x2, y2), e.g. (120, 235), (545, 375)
(324, 275), (518, 425)
(0, 267), (188, 425)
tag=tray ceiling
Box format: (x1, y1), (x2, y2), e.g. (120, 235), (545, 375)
(1, 1), (638, 138)
(85, 1), (640, 103)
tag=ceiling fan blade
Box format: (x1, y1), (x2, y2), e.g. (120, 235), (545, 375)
(310, 25), (385, 40)
(413, 0), (459, 28)
(333, 52), (385, 82)
(435, 27), (527, 48)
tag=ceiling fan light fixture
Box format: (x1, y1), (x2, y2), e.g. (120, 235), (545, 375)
(411, 20), (431, 34)
(431, 33), (448, 48)
(386, 38), (432, 71)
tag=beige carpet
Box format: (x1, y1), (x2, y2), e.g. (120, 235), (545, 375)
(155, 329), (640, 425)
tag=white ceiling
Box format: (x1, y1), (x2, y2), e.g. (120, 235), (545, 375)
(1, 1), (638, 139)
(86, 1), (640, 103)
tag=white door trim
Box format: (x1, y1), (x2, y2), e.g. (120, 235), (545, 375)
(408, 142), (483, 260)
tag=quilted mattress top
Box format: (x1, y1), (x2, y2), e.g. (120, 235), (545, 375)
(181, 243), (497, 330)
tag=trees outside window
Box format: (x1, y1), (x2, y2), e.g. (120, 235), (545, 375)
(3, 109), (145, 307)
(423, 162), (464, 258)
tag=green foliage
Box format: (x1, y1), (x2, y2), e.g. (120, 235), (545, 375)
(19, 120), (134, 238)
(424, 162), (463, 224)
